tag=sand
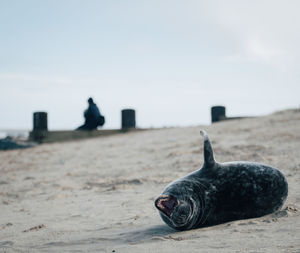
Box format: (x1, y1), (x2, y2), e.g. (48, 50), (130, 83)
(0, 109), (299, 252)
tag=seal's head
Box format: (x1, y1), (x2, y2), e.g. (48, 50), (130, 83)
(155, 180), (202, 230)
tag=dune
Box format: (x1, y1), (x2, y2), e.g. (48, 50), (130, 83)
(0, 109), (299, 252)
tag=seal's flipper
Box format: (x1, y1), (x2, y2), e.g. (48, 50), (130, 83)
(200, 130), (216, 168)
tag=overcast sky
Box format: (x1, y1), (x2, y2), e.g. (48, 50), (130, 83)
(0, 0), (299, 130)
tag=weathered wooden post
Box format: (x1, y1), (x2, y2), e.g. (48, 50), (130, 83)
(30, 112), (48, 142)
(33, 112), (48, 130)
(121, 109), (136, 129)
(211, 106), (226, 123)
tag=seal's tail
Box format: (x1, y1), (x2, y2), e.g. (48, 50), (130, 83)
(200, 130), (216, 168)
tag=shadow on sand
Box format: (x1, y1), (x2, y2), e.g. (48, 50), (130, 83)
(34, 225), (176, 250)
(116, 224), (176, 243)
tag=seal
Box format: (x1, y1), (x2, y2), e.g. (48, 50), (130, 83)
(155, 130), (288, 231)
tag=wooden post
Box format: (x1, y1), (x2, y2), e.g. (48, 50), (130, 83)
(33, 112), (48, 130)
(30, 112), (48, 142)
(121, 109), (136, 129)
(211, 106), (226, 123)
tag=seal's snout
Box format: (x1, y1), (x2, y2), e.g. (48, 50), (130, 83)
(155, 195), (178, 217)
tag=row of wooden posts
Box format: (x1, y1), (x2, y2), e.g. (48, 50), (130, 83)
(33, 109), (136, 131)
(32, 106), (236, 131)
(30, 109), (137, 143)
(30, 106), (239, 143)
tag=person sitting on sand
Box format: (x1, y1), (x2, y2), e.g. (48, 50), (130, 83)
(76, 97), (105, 130)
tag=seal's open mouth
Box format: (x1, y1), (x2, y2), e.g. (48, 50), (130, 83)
(155, 195), (179, 217)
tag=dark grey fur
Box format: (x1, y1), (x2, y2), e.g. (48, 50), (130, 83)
(155, 130), (288, 231)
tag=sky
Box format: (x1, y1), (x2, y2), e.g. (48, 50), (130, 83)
(0, 0), (299, 130)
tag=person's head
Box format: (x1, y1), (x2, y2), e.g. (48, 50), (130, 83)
(88, 97), (94, 104)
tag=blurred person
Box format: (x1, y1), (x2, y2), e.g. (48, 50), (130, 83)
(76, 97), (105, 130)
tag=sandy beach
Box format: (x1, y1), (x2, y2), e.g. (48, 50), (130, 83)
(0, 109), (299, 252)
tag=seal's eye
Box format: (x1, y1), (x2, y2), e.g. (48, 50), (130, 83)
(155, 195), (178, 217)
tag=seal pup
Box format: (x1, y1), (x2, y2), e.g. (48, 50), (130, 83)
(155, 130), (288, 231)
